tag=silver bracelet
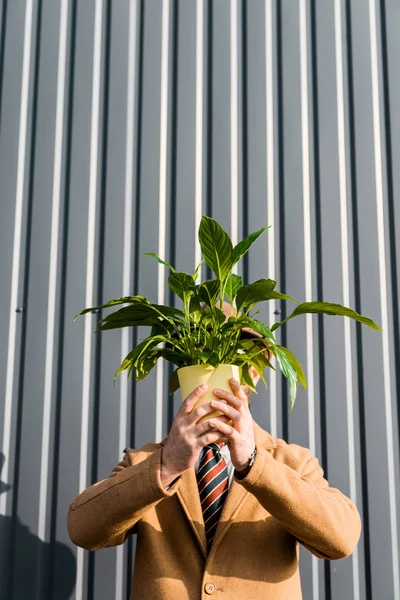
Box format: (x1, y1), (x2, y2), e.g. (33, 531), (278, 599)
(248, 447), (257, 468)
(236, 447), (257, 479)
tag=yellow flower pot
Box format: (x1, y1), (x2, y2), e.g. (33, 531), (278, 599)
(177, 364), (240, 422)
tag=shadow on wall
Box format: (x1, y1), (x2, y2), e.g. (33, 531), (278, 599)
(0, 452), (76, 599)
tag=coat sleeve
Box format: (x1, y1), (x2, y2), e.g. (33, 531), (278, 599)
(234, 443), (362, 560)
(67, 445), (181, 551)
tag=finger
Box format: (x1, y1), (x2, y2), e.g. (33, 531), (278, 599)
(228, 378), (249, 402)
(193, 414), (230, 438)
(188, 400), (226, 425)
(180, 385), (208, 415)
(197, 430), (227, 447)
(213, 388), (245, 411)
(206, 418), (238, 440)
(209, 399), (242, 424)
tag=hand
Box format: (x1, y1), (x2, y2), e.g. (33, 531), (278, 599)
(207, 378), (256, 472)
(160, 384), (231, 487)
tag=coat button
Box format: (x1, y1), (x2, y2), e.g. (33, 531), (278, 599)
(204, 582), (216, 594)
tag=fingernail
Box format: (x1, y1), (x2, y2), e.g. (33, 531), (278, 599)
(214, 388), (221, 394)
(200, 384), (208, 390)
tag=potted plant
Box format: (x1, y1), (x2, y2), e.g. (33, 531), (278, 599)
(74, 216), (382, 414)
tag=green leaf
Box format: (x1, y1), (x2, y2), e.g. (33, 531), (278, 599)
(198, 216), (233, 281)
(225, 274), (242, 303)
(232, 226), (270, 265)
(168, 272), (195, 301)
(274, 346), (298, 412)
(236, 279), (277, 311)
(150, 320), (177, 337)
(114, 338), (155, 381)
(135, 350), (162, 381)
(95, 303), (184, 333)
(195, 306), (227, 342)
(238, 340), (276, 372)
(169, 369), (180, 394)
(116, 333), (184, 382)
(95, 304), (161, 332)
(198, 349), (213, 363)
(145, 252), (176, 272)
(196, 279), (221, 305)
(241, 317), (275, 341)
(206, 353), (220, 367)
(266, 291), (297, 303)
(275, 345), (307, 389)
(95, 318), (155, 333)
(240, 363), (257, 392)
(212, 307), (227, 326)
(73, 295), (150, 321)
(192, 259), (205, 282)
(98, 304), (158, 324)
(243, 357), (268, 389)
(270, 301), (383, 332)
(158, 348), (190, 365)
(151, 304), (185, 318)
(235, 342), (273, 374)
(188, 295), (202, 323)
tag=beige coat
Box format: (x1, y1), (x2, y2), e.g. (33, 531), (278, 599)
(67, 422), (361, 599)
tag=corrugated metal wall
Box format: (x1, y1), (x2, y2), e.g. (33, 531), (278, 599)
(0, 0), (399, 598)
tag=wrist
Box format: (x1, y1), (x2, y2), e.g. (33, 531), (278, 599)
(160, 447), (183, 488)
(235, 447), (257, 480)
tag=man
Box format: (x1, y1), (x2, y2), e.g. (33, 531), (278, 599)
(67, 305), (362, 600)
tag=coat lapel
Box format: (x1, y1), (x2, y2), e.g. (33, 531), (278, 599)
(158, 437), (207, 559)
(210, 422), (276, 553)
(176, 467), (208, 559)
(210, 476), (248, 551)
(159, 422), (276, 559)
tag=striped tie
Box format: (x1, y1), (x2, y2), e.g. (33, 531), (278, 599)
(196, 442), (229, 550)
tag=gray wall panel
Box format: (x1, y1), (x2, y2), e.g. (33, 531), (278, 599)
(245, 0), (270, 434)
(1, 1), (399, 599)
(211, 0), (231, 231)
(133, 0), (163, 451)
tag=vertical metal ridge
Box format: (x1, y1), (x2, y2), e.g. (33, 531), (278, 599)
(88, 1), (112, 598)
(205, 0), (213, 282)
(117, 0), (139, 596)
(0, 0), (8, 130)
(126, 0), (145, 593)
(241, 0), (248, 285)
(265, 0), (277, 438)
(11, 1), (44, 597)
(344, 1), (372, 595)
(39, 0), (69, 544)
(334, 1), (360, 598)
(207, 0), (212, 219)
(76, 0), (104, 597)
(309, 1), (330, 597)
(167, 0), (179, 433)
(206, 0), (214, 223)
(155, 0), (171, 444)
(230, 0), (238, 264)
(0, 0), (35, 518)
(195, 0), (204, 278)
(276, 0), (288, 441)
(48, 0), (77, 596)
(368, 1), (399, 597)
(379, 0), (400, 464)
(299, 1), (319, 597)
